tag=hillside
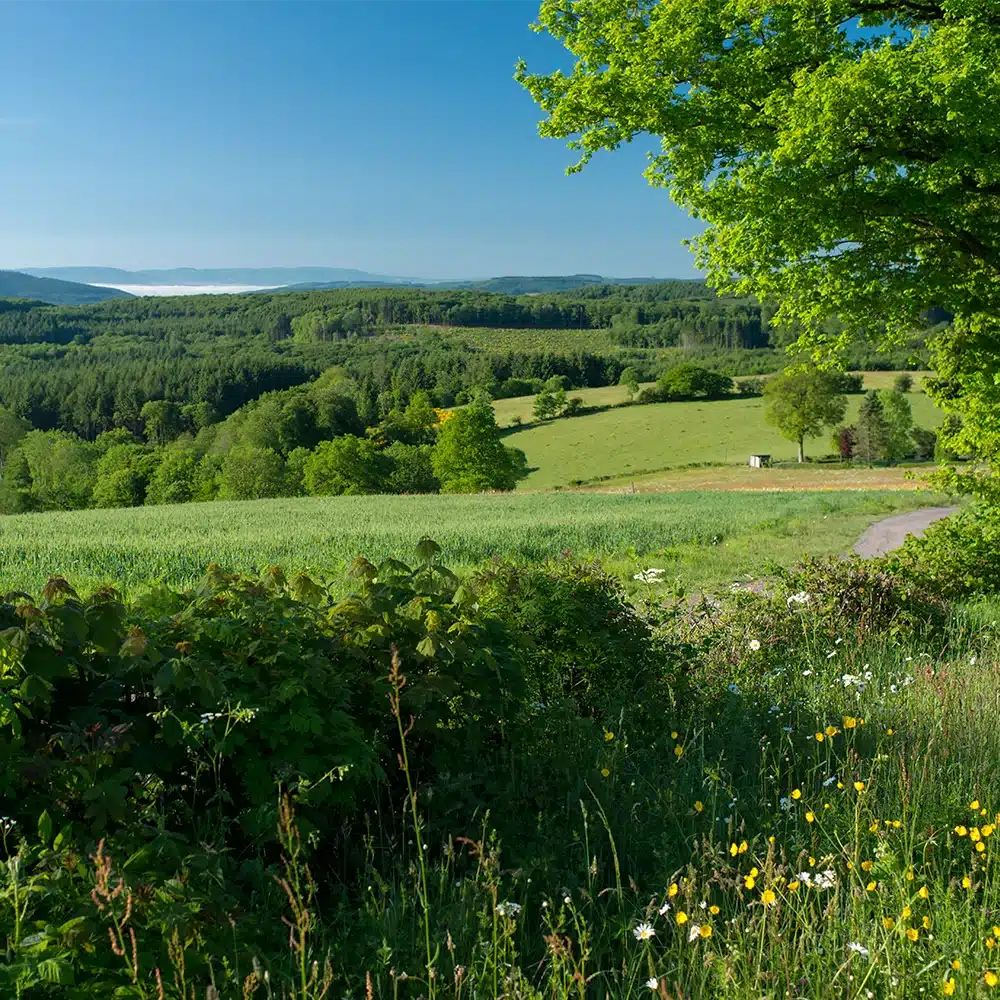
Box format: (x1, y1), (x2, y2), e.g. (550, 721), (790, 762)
(497, 374), (943, 489)
(0, 270), (132, 306)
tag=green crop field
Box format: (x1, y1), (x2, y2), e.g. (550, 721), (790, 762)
(0, 489), (935, 597)
(500, 378), (943, 488)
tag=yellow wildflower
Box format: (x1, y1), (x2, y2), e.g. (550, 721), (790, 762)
(972, 800), (981, 810)
(699, 924), (712, 938)
(739, 840), (748, 854)
(989, 938), (997, 951)
(805, 811), (815, 823)
(919, 886), (929, 899)
(825, 725), (839, 737)
(668, 883), (678, 898)
(971, 828), (982, 842)
(604, 731), (614, 742)
(761, 889), (776, 906)
(953, 960), (962, 971)
(709, 905), (720, 915)
(884, 917), (896, 930)
(788, 880), (800, 892)
(815, 732), (824, 742)
(924, 916), (932, 930)
(854, 781), (865, 792)
(674, 745), (684, 758)
(862, 861), (874, 872)
(977, 841), (987, 853)
(870, 821), (880, 833)
(866, 881), (877, 892)
(791, 789), (802, 800)
(601, 768), (610, 777)
(675, 911), (688, 926)
(744, 875), (756, 889)
(730, 843), (738, 857)
(843, 716), (857, 729)
(963, 876), (972, 889)
(987, 971), (999, 988)
(957, 826), (969, 837)
(903, 906), (912, 919)
(943, 979), (956, 996)
(907, 928), (919, 942)
(694, 800), (704, 813)
(671, 731), (679, 739)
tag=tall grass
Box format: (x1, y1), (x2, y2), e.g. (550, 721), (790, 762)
(0, 489), (932, 595)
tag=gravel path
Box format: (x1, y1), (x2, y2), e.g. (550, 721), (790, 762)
(852, 506), (959, 558)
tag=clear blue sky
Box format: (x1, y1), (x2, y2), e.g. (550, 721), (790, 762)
(0, 1), (702, 279)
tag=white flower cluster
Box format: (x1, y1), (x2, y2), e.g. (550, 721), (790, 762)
(495, 901), (522, 919)
(786, 591), (811, 606)
(847, 941), (871, 959)
(200, 712), (225, 724)
(797, 869), (836, 890)
(633, 568), (667, 584)
(0, 815), (16, 835)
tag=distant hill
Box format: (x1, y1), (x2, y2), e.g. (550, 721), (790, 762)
(21, 267), (683, 295)
(272, 274), (680, 295)
(20, 266), (408, 288)
(0, 270), (133, 306)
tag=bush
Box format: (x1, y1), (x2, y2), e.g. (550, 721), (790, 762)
(736, 377), (766, 396)
(885, 505), (1000, 598)
(658, 363), (733, 400)
(894, 373), (914, 393)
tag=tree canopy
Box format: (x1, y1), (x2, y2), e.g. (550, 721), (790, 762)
(519, 1), (1000, 492)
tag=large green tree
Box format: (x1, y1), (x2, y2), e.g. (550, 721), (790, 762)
(432, 402), (527, 493)
(763, 369), (848, 462)
(518, 1), (1000, 495)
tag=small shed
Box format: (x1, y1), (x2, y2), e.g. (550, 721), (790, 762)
(748, 454), (772, 469)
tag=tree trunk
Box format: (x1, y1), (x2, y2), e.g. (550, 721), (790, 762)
(798, 438), (804, 463)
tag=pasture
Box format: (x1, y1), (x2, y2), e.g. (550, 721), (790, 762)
(0, 489), (934, 596)
(500, 376), (942, 489)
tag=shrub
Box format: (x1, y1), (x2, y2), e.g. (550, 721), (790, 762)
(736, 377), (765, 396)
(885, 505), (1000, 598)
(658, 363), (733, 400)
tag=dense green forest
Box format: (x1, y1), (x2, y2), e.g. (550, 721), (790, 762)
(0, 281), (935, 515)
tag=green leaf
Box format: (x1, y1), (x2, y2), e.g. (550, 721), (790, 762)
(37, 810), (52, 846)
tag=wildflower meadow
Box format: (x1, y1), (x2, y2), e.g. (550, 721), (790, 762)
(1, 523), (999, 999)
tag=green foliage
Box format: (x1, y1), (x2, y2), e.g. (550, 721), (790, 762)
(878, 389), (914, 463)
(217, 444), (290, 501)
(894, 373), (914, 394)
(657, 363), (732, 401)
(763, 369), (848, 462)
(303, 436), (388, 496)
(854, 391), (892, 465)
(886, 505), (1000, 599)
(432, 402), (526, 493)
(520, 0), (998, 493)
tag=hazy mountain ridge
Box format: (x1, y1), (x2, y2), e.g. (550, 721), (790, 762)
(20, 268), (683, 296)
(0, 271), (133, 306)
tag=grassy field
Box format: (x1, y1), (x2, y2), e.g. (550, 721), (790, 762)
(0, 489), (938, 596)
(584, 463), (939, 492)
(500, 377), (942, 489)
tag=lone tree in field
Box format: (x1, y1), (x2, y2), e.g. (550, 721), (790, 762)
(432, 401), (526, 493)
(763, 369), (847, 463)
(518, 1), (1000, 501)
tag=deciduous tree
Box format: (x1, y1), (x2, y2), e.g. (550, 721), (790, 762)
(519, 1), (1000, 496)
(763, 369), (847, 463)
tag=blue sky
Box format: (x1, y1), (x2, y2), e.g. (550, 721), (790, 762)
(0, 1), (701, 279)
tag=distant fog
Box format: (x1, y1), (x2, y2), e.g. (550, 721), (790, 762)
(93, 283), (279, 297)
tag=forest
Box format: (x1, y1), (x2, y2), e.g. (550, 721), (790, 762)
(0, 282), (931, 442)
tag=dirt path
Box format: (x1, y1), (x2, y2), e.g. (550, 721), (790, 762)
(852, 506), (959, 558)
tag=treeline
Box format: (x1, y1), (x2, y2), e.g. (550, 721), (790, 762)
(0, 282), (770, 348)
(0, 387), (526, 514)
(0, 335), (623, 439)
